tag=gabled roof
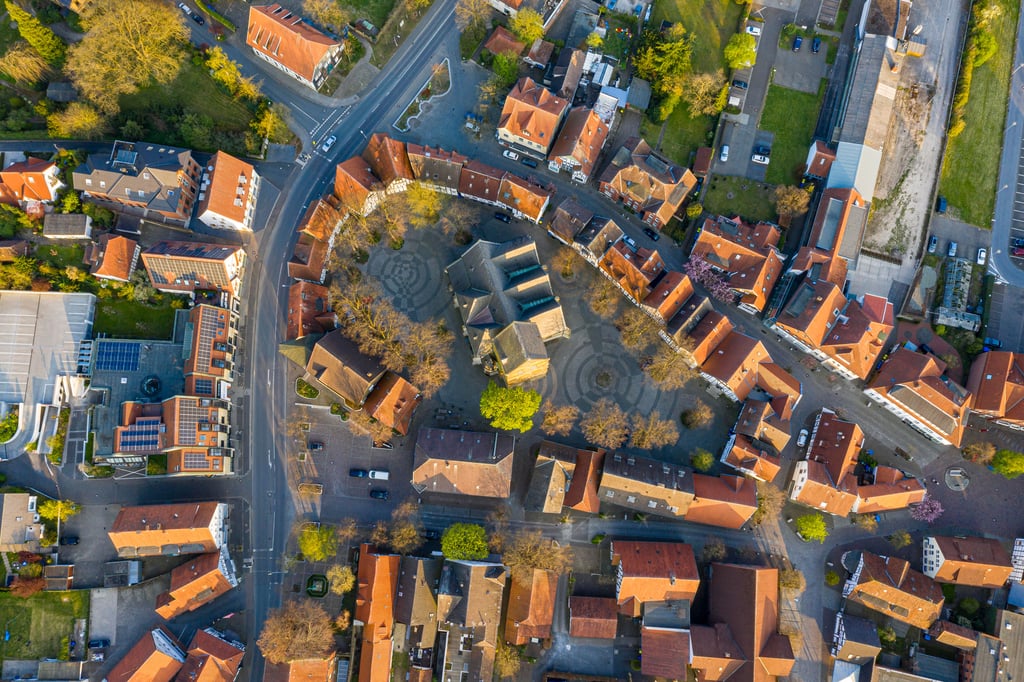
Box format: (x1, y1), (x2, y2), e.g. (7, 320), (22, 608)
(73, 141), (197, 218)
(394, 556), (442, 649)
(524, 38), (555, 67)
(599, 137), (696, 226)
(686, 474), (758, 529)
(967, 351), (1024, 425)
(497, 173), (552, 222)
(529, 441), (603, 514)
(286, 281), (334, 341)
(0, 156), (59, 202)
(598, 240), (665, 301)
(355, 543), (400, 643)
(869, 348), (972, 446)
(844, 551), (943, 629)
(776, 278), (846, 347)
(412, 428), (515, 498)
(549, 107), (610, 180)
(927, 620), (979, 650)
(406, 143), (467, 192)
(109, 502), (223, 555)
(612, 541), (699, 617)
(642, 270), (694, 322)
(458, 160), (504, 203)
(687, 311), (735, 366)
(437, 560), (507, 633)
(156, 549), (237, 620)
(504, 568), (557, 645)
(87, 234), (138, 282)
(927, 536), (1013, 587)
(362, 134), (414, 188)
(362, 371), (421, 436)
(855, 466), (925, 513)
(297, 196), (344, 242)
(724, 434), (784, 482)
(247, 4), (342, 83)
(288, 232), (329, 283)
(734, 398), (791, 452)
(305, 329), (386, 407)
(791, 409), (862, 516)
(819, 294), (893, 380)
(483, 26), (525, 56)
(569, 596), (618, 639)
(692, 215), (783, 312)
(106, 627), (186, 682)
(197, 151), (257, 226)
(334, 156), (384, 213)
(805, 140), (836, 179)
(641, 626), (690, 679)
(498, 77), (570, 150)
(548, 197), (594, 243)
(175, 628), (244, 682)
(690, 623), (745, 681)
(701, 331), (771, 402)
(263, 654), (337, 682)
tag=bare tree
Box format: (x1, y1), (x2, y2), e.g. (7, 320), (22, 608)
(389, 501), (423, 554)
(336, 518), (359, 546)
(629, 411), (679, 449)
(587, 277), (621, 318)
(580, 398), (629, 450)
(751, 481), (786, 525)
(779, 569), (806, 594)
(0, 42), (51, 84)
(540, 401), (579, 436)
(486, 505), (510, 553)
(645, 345), (695, 391)
(409, 359), (451, 399)
(502, 530), (573, 577)
(701, 538), (727, 563)
(773, 185), (811, 219)
(617, 308), (658, 352)
(551, 247), (580, 279)
(683, 70), (727, 116)
(455, 0), (491, 29)
(681, 399), (713, 428)
(370, 520), (390, 547)
(346, 408), (394, 444)
(257, 601), (335, 664)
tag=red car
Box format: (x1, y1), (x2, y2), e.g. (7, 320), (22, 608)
(1013, 247), (1024, 257)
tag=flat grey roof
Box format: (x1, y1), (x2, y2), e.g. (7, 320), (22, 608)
(840, 34), (900, 150)
(0, 292), (95, 405)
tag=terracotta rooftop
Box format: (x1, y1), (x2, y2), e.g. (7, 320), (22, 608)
(412, 428), (515, 498)
(406, 143), (468, 193)
(334, 156), (384, 213)
(87, 234), (139, 282)
(296, 196), (344, 242)
(599, 137), (696, 227)
(106, 626), (186, 682)
(724, 433), (784, 482)
(790, 409), (863, 516)
(569, 596), (618, 639)
(967, 351), (1024, 426)
(524, 38), (555, 66)
(156, 549), (236, 620)
(686, 474), (758, 529)
(0, 156), (59, 202)
(612, 541), (699, 617)
(196, 151), (257, 226)
(598, 240), (665, 301)
(927, 620), (979, 650)
(247, 4), (341, 83)
(362, 371), (421, 436)
(642, 270), (695, 322)
(458, 160), (504, 204)
(109, 502), (223, 556)
(305, 329), (386, 407)
(692, 215), (784, 312)
(263, 654), (337, 682)
(700, 331), (771, 402)
(549, 107), (610, 181)
(687, 311), (735, 366)
(286, 281), (334, 340)
(483, 26), (525, 56)
(641, 626), (690, 679)
(497, 173), (552, 222)
(498, 77), (570, 151)
(819, 293), (894, 380)
(806, 140), (836, 179)
(925, 536), (1013, 587)
(504, 568), (557, 645)
(355, 543), (400, 644)
(844, 550), (943, 629)
(362, 133), (414, 188)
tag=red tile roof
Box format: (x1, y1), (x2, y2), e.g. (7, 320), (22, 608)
(549, 107), (610, 181)
(724, 434), (784, 482)
(175, 628), (244, 682)
(926, 536), (1013, 587)
(599, 137), (696, 227)
(0, 156), (60, 202)
(362, 371), (421, 436)
(505, 569), (557, 645)
(263, 654), (337, 682)
(845, 551), (943, 629)
(806, 140), (836, 178)
(569, 596), (618, 639)
(498, 77), (569, 153)
(247, 4), (341, 84)
(156, 551), (235, 620)
(598, 241), (665, 301)
(791, 409), (863, 516)
(458, 160), (504, 204)
(692, 215), (784, 312)
(686, 474), (758, 529)
(88, 234), (139, 282)
(286, 281), (334, 340)
(612, 541), (699, 617)
(483, 26), (525, 55)
(334, 156), (384, 214)
(355, 544), (400, 645)
(106, 627), (186, 682)
(641, 626), (690, 678)
(562, 448), (604, 513)
(362, 134), (414, 189)
(497, 173), (552, 222)
(967, 351), (1024, 427)
(196, 151), (257, 227)
(701, 331), (771, 402)
(642, 271), (694, 322)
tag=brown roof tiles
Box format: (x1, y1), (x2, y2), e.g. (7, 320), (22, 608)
(598, 137), (696, 227)
(87, 234), (139, 282)
(967, 351), (1024, 427)
(483, 26), (525, 56)
(612, 541), (699, 617)
(362, 134), (414, 189)
(504, 568), (557, 645)
(106, 627), (186, 682)
(569, 596), (618, 639)
(686, 474), (758, 529)
(412, 428), (515, 498)
(498, 77), (569, 154)
(247, 4), (342, 85)
(362, 371), (421, 436)
(925, 536), (1013, 587)
(844, 550), (943, 629)
(286, 281), (334, 340)
(549, 107), (610, 181)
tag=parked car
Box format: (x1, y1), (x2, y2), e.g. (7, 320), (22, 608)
(1013, 238), (1024, 247)
(797, 429), (809, 448)
(420, 529), (441, 540)
(502, 149), (520, 161)
(369, 489), (390, 500)
(192, 13), (205, 24)
(622, 235), (638, 249)
(368, 469), (390, 480)
(309, 441), (324, 451)
(927, 235), (938, 253)
(494, 212), (511, 223)
(977, 248), (987, 266)
(321, 135), (336, 152)
(811, 36), (821, 53)
(1013, 247), (1024, 257)
(349, 468), (369, 478)
(521, 157), (538, 168)
(60, 536), (79, 545)
(984, 337), (1003, 348)
(643, 227), (660, 241)
(792, 35), (803, 51)
(732, 79), (748, 90)
(745, 24), (762, 36)
(947, 241), (958, 258)
(751, 153), (770, 165)
(177, 2), (191, 14)
(936, 195), (948, 213)
(719, 145), (729, 162)
(88, 639), (110, 650)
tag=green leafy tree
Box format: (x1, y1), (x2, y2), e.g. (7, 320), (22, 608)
(825, 570), (841, 586)
(795, 513), (829, 543)
(0, 204), (35, 237)
(479, 381), (541, 432)
(492, 50), (519, 87)
(326, 564), (355, 595)
(889, 529), (913, 549)
(992, 449), (1024, 479)
(4, 1), (66, 66)
(691, 448), (714, 472)
(298, 524), (338, 561)
(47, 101), (106, 140)
(585, 31), (603, 48)
(724, 32), (757, 69)
(509, 8), (544, 43)
(635, 25), (692, 102)
(441, 523), (489, 560)
(37, 499), (80, 523)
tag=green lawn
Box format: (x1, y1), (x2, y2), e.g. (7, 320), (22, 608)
(95, 299), (178, 340)
(0, 590), (89, 664)
(641, 107), (714, 167)
(703, 175), (778, 222)
(119, 61), (253, 133)
(760, 82), (826, 185)
(939, 0), (1020, 227)
(603, 14), (637, 61)
(346, 0), (398, 32)
(33, 244), (85, 270)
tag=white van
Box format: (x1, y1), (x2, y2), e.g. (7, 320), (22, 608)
(368, 469), (390, 480)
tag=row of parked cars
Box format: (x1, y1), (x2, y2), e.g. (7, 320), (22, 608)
(927, 235), (988, 265)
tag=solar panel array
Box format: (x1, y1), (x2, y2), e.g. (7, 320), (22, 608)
(194, 378), (214, 396)
(96, 342), (141, 372)
(117, 417), (162, 451)
(194, 307), (219, 372)
(184, 452), (210, 470)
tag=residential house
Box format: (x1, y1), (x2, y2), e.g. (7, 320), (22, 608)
(355, 544), (400, 682)
(362, 133), (414, 194)
(831, 612), (881, 664)
(486, 0), (523, 16)
(105, 626), (186, 682)
(496, 173), (552, 223)
(196, 151), (261, 231)
(334, 156), (386, 215)
(83, 234), (140, 282)
(685, 474), (758, 529)
(689, 563), (795, 682)
(286, 281), (335, 340)
(640, 271), (695, 323)
(526, 440), (603, 514)
(524, 38), (555, 68)
(722, 432), (784, 482)
(0, 156), (63, 205)
(246, 4), (344, 89)
(547, 198), (594, 244)
(721, 398), (791, 482)
(436, 560), (508, 682)
(445, 238), (568, 385)
(107, 501), (228, 558)
(866, 348), (972, 446)
(406, 144), (467, 196)
(412, 427), (515, 498)
(497, 77), (570, 157)
(0, 239), (29, 262)
(42, 213), (92, 239)
(573, 216), (623, 264)
(788, 408), (863, 516)
(853, 464), (926, 514)
(73, 140), (201, 222)
(569, 596), (618, 639)
(597, 240), (665, 304)
(0, 493), (41, 552)
(362, 372), (421, 436)
(772, 278), (847, 356)
(841, 550), (944, 629)
(692, 147), (713, 178)
(394, 556), (442, 660)
(183, 303), (237, 399)
(141, 241), (246, 297)
(288, 232), (330, 283)
(806, 140), (836, 180)
(483, 26), (525, 56)
(263, 654), (338, 682)
(297, 196), (345, 245)
(458, 160), (505, 207)
(700, 331), (772, 402)
(927, 620), (978, 650)
(552, 48), (585, 100)
(967, 351), (1024, 430)
(305, 329), (386, 408)
(679, 310), (734, 367)
(788, 188), (868, 290)
(548, 107), (609, 182)
(691, 215), (785, 313)
(818, 293), (893, 381)
(598, 137), (697, 229)
(922, 536), (1013, 588)
(662, 291), (714, 353)
(641, 601), (692, 680)
(611, 541), (699, 617)
(155, 547), (238, 620)
(598, 452), (694, 520)
(175, 628), (245, 682)
(505, 568), (557, 645)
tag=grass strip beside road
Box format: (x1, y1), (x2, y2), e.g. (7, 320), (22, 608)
(760, 82), (826, 185)
(939, 0), (1020, 227)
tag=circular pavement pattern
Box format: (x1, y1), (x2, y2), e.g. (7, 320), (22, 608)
(367, 244), (448, 321)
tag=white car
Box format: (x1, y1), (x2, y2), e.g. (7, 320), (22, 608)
(977, 248), (987, 266)
(719, 145), (729, 162)
(745, 24), (762, 36)
(177, 2), (192, 14)
(502, 149), (520, 161)
(321, 135), (336, 152)
(797, 429), (809, 448)
(752, 154), (770, 165)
